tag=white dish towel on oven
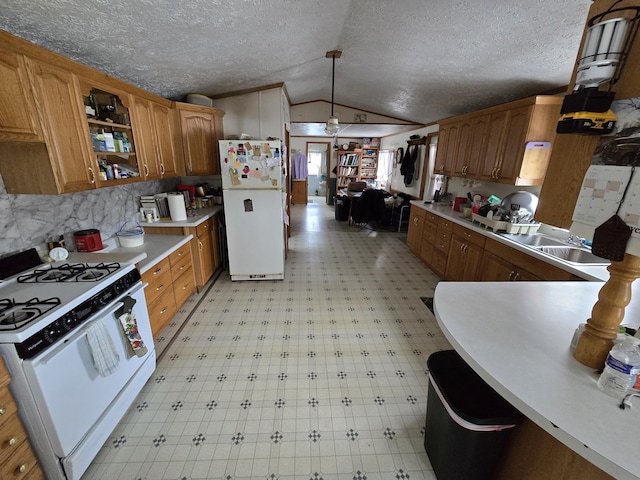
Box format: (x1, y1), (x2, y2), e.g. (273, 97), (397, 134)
(85, 320), (120, 377)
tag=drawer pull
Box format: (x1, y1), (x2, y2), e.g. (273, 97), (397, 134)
(153, 267), (162, 275)
(18, 464), (27, 473)
(0, 406), (6, 415)
(156, 284), (164, 291)
(160, 307), (168, 314)
(182, 284), (189, 290)
(177, 251), (184, 257)
(8, 436), (17, 446)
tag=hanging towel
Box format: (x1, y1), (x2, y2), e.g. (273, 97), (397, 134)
(85, 320), (120, 377)
(118, 310), (148, 358)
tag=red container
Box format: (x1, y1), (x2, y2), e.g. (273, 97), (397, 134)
(453, 197), (467, 212)
(74, 229), (103, 252)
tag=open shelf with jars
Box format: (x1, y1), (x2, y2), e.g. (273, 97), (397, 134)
(83, 87), (141, 184)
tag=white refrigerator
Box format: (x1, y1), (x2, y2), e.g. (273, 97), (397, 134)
(219, 140), (285, 281)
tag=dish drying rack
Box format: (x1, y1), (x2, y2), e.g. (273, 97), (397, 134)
(471, 213), (540, 234)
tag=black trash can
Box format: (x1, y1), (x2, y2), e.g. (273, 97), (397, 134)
(334, 195), (350, 221)
(425, 350), (521, 480)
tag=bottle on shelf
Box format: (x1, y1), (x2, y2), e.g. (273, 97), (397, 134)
(597, 335), (640, 398)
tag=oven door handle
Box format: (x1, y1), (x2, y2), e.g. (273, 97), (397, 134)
(36, 300), (126, 366)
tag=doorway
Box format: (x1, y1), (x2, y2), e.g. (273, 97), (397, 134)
(306, 142), (330, 203)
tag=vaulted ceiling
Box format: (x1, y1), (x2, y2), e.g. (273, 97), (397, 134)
(0, 0), (592, 129)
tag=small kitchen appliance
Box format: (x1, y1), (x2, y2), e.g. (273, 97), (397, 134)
(0, 249), (155, 480)
(73, 229), (103, 252)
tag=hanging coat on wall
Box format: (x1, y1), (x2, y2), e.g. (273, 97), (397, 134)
(400, 145), (418, 186)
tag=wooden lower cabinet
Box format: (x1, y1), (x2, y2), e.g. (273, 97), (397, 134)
(407, 205), (425, 255)
(446, 224), (486, 281)
(480, 237), (578, 281)
(408, 208), (583, 282)
(141, 241), (195, 336)
(0, 358), (44, 480)
(143, 212), (222, 291)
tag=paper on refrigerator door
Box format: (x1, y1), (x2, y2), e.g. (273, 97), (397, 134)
(220, 140), (282, 189)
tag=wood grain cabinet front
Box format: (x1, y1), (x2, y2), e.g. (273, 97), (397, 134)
(0, 57), (96, 194)
(141, 242), (195, 336)
(0, 46), (42, 142)
(175, 102), (224, 176)
(407, 205), (426, 255)
(0, 359), (44, 480)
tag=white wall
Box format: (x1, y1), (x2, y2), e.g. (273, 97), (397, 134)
(380, 125), (439, 198)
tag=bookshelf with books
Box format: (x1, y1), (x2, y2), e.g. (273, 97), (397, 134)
(360, 147), (378, 185)
(336, 149), (362, 189)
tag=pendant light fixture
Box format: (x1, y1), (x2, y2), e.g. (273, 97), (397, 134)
(324, 50), (342, 136)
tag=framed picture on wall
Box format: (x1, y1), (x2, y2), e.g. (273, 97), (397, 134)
(394, 147), (403, 167)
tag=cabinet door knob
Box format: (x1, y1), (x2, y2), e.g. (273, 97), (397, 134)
(199, 240), (203, 251)
(0, 406), (6, 415)
(18, 464), (27, 473)
(8, 436), (17, 446)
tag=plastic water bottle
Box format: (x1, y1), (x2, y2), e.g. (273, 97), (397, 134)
(597, 336), (640, 398)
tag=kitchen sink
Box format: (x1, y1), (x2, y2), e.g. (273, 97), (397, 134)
(500, 233), (568, 247)
(535, 246), (609, 265)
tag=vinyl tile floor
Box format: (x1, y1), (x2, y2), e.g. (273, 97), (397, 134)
(83, 200), (450, 480)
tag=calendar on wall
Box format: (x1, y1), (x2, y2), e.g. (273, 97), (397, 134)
(572, 97), (640, 240)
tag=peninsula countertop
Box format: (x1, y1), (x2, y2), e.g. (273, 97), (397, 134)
(434, 281), (640, 480)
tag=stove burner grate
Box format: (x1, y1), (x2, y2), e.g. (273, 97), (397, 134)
(0, 297), (62, 330)
(16, 262), (120, 283)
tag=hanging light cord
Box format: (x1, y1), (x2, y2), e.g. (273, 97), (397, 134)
(330, 54), (335, 116)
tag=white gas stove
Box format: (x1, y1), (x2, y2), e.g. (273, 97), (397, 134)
(0, 249), (155, 480)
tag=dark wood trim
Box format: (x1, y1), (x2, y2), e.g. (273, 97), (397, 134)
(207, 82), (286, 100)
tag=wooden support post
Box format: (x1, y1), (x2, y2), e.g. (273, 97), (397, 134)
(573, 253), (640, 369)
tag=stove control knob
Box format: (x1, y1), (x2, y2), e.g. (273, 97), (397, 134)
(44, 327), (59, 343)
(61, 314), (75, 331)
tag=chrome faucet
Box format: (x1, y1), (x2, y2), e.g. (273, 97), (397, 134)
(567, 234), (590, 248)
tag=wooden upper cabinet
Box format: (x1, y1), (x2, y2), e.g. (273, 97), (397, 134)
(434, 122), (457, 176)
(453, 118), (481, 177)
(478, 109), (509, 181)
(439, 96), (562, 186)
(151, 102), (179, 177)
(130, 96), (161, 180)
(176, 102), (224, 176)
(0, 57), (96, 194)
(0, 47), (42, 142)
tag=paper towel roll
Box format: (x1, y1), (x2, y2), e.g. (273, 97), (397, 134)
(168, 193), (187, 221)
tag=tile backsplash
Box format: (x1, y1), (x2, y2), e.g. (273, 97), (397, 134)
(0, 174), (180, 257)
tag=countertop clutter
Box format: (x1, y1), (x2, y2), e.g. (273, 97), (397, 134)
(409, 200), (610, 282)
(434, 281), (640, 480)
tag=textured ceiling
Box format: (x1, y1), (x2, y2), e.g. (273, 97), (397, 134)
(0, 0), (593, 127)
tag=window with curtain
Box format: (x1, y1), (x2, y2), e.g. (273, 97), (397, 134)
(377, 150), (394, 189)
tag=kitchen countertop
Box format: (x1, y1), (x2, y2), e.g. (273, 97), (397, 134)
(143, 205), (223, 228)
(409, 200), (610, 281)
(68, 234), (193, 274)
(434, 281), (640, 480)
